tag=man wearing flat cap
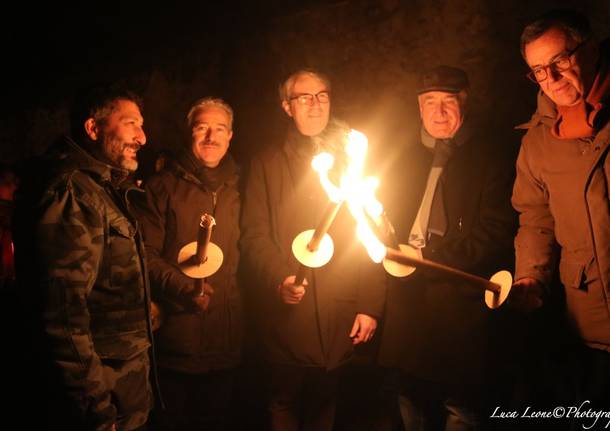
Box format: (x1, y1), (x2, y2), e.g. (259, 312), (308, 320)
(376, 65), (517, 430)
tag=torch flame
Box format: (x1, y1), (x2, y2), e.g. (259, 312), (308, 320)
(311, 152), (342, 204)
(312, 129), (387, 263)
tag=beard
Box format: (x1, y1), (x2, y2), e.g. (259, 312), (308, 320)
(101, 132), (140, 172)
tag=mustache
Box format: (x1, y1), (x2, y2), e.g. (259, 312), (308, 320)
(198, 140), (220, 147)
(123, 142), (142, 152)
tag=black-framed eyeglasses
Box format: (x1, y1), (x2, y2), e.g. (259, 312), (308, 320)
(289, 91), (330, 105)
(526, 39), (589, 83)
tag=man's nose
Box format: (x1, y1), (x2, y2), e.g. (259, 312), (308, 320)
(136, 127), (146, 145)
(310, 95), (322, 107)
(547, 66), (563, 82)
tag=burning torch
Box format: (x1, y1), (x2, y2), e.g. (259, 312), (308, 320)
(177, 213), (224, 280)
(292, 152), (344, 285)
(323, 129), (513, 310)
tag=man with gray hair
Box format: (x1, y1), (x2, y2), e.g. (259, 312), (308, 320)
(240, 69), (385, 430)
(377, 65), (516, 431)
(136, 97), (242, 430)
(512, 8), (610, 411)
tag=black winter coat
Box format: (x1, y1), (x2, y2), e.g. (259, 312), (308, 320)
(240, 125), (386, 370)
(136, 151), (242, 373)
(377, 122), (518, 385)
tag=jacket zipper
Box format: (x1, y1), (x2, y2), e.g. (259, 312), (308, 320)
(201, 188), (220, 357)
(124, 186), (164, 408)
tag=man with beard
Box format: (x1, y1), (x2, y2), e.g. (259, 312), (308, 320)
(135, 98), (242, 430)
(13, 84), (154, 430)
(240, 69), (385, 430)
(511, 9), (610, 415)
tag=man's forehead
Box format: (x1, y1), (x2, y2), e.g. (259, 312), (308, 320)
(291, 74), (328, 92)
(111, 100), (142, 119)
(419, 91), (459, 101)
(193, 107), (230, 124)
(525, 27), (572, 65)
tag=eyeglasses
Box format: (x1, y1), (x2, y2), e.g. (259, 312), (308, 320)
(289, 91), (330, 105)
(526, 39), (588, 83)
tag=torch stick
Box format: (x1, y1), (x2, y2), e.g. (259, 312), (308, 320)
(195, 214), (215, 265)
(383, 246), (512, 309)
(293, 200), (343, 286)
(177, 213), (224, 279)
(360, 210), (510, 308)
(384, 247), (500, 293)
(294, 266), (308, 287)
(308, 200), (343, 252)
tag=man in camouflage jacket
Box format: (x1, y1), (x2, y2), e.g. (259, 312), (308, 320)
(13, 85), (155, 431)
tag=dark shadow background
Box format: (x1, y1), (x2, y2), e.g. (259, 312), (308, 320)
(2, 0), (609, 172)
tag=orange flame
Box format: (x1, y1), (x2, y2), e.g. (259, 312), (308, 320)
(312, 129), (387, 262)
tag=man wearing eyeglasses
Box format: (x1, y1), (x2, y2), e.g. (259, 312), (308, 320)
(511, 9), (610, 410)
(240, 69), (385, 430)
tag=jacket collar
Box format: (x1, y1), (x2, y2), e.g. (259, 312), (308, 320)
(171, 148), (238, 190)
(48, 136), (133, 188)
(283, 118), (351, 159)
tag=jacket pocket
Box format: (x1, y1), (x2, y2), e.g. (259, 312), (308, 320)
(107, 217), (143, 296)
(109, 215), (136, 239)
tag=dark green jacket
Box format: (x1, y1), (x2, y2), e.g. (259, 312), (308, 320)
(14, 136), (154, 430)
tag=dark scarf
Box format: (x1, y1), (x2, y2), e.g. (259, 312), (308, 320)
(422, 120), (471, 239)
(176, 149), (236, 191)
(284, 119), (351, 183)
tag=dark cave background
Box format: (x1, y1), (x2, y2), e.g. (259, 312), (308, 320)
(2, 0), (609, 176)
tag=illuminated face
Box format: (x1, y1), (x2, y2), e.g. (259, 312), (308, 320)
(191, 106), (233, 168)
(282, 73), (330, 137)
(524, 27), (594, 107)
(97, 100), (146, 172)
(418, 91), (465, 139)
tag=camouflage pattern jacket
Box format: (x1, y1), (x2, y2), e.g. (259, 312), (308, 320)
(13, 136), (154, 430)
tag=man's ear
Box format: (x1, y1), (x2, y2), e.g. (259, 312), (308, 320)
(458, 90), (468, 108)
(281, 100), (293, 118)
(84, 118), (99, 141)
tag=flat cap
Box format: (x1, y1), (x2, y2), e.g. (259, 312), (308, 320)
(416, 65), (469, 95)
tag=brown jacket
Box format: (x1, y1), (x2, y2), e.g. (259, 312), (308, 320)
(513, 89), (610, 351)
